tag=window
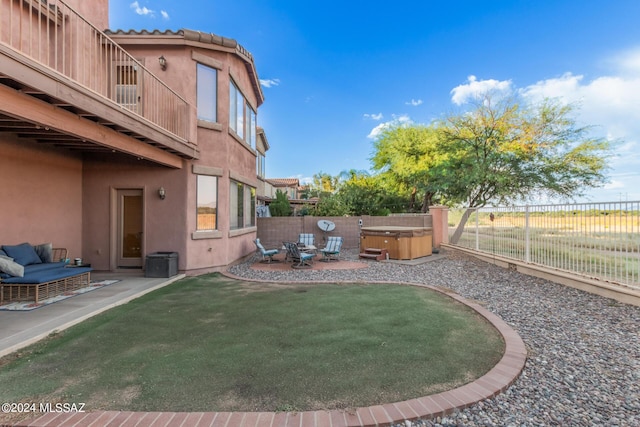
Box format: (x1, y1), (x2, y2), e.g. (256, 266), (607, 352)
(197, 64), (217, 122)
(249, 187), (256, 227)
(257, 152), (266, 179)
(230, 180), (256, 230)
(246, 106), (256, 149)
(196, 175), (217, 230)
(229, 80), (256, 148)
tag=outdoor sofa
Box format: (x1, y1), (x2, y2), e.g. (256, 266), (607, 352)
(0, 243), (91, 305)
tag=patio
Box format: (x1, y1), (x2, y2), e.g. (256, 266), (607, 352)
(0, 271), (184, 358)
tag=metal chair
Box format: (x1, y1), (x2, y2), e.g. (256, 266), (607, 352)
(283, 242), (316, 269)
(254, 238), (280, 263)
(297, 233), (315, 247)
(319, 236), (343, 262)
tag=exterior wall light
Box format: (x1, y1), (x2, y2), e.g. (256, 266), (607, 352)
(158, 187), (166, 200)
(158, 55), (167, 70)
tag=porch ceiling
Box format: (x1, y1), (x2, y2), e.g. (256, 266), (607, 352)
(0, 76), (184, 168)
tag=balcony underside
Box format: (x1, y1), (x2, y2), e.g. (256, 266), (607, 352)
(0, 48), (199, 168)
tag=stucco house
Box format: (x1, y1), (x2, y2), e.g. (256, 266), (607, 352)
(1, 0), (266, 274)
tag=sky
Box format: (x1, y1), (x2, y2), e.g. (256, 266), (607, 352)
(108, 0), (640, 204)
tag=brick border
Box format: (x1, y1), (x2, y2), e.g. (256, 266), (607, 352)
(16, 273), (527, 427)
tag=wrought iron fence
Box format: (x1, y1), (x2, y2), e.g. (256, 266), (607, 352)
(449, 201), (640, 290)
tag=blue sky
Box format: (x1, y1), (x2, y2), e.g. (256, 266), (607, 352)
(109, 0), (640, 203)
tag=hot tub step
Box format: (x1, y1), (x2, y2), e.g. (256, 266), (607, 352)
(359, 248), (388, 261)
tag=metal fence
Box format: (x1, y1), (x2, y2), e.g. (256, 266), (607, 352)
(449, 201), (640, 290)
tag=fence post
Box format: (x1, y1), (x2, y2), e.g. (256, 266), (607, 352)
(475, 208), (479, 251)
(525, 205), (530, 263)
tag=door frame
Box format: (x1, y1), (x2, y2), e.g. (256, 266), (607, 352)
(110, 187), (145, 270)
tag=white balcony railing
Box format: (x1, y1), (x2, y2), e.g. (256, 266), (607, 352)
(0, 0), (189, 141)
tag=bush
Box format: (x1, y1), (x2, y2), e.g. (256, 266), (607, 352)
(269, 190), (292, 217)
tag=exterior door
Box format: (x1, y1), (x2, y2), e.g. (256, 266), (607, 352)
(117, 189), (143, 268)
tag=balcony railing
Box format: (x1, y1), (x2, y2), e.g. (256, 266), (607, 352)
(0, 0), (189, 142)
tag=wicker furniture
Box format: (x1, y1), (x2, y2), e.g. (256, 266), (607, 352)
(1, 271), (91, 305)
(0, 246), (92, 305)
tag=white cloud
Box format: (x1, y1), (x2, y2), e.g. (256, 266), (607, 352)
(450, 75), (513, 105)
(405, 99), (423, 106)
(604, 180), (625, 190)
(367, 114), (411, 140)
(363, 113), (383, 121)
(516, 48), (640, 201)
(130, 1), (154, 16)
(608, 48), (640, 75)
(259, 78), (281, 88)
(160, 10), (169, 20)
(520, 71), (640, 141)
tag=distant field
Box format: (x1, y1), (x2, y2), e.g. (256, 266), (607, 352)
(449, 208), (640, 288)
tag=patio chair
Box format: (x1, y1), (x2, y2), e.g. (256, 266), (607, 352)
(319, 236), (343, 262)
(254, 238), (280, 263)
(297, 233), (315, 247)
(283, 242), (316, 269)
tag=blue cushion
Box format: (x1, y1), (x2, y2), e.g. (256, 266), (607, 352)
(2, 243), (42, 266)
(1, 267), (91, 284)
(23, 262), (66, 275)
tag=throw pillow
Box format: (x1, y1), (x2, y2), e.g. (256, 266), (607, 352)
(2, 243), (43, 266)
(0, 256), (25, 277)
(34, 242), (53, 263)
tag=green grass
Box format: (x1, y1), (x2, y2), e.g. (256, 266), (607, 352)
(0, 275), (504, 413)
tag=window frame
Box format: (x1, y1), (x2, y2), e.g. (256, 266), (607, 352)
(229, 79), (257, 149)
(196, 63), (218, 123)
(196, 175), (218, 232)
(229, 179), (256, 231)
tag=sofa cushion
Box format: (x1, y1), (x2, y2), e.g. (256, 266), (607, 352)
(2, 243), (42, 266)
(23, 262), (67, 275)
(1, 267), (91, 284)
(0, 255), (25, 278)
(34, 243), (53, 263)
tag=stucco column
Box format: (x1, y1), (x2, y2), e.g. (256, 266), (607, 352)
(429, 205), (449, 248)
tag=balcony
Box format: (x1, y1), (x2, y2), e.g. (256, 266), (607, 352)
(0, 0), (198, 168)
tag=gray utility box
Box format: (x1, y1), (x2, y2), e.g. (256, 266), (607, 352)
(145, 252), (179, 278)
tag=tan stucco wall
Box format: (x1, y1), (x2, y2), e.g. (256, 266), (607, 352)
(2, 16), (264, 273)
(100, 41), (262, 272)
(65, 0), (109, 30)
(0, 136), (83, 259)
(82, 154), (189, 271)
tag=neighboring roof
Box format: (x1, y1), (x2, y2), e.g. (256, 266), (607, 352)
(257, 127), (269, 152)
(105, 28), (264, 106)
(266, 178), (300, 187)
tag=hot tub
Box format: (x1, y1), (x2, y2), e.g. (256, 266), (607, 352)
(360, 226), (432, 260)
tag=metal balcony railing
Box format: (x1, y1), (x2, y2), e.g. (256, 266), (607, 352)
(0, 0), (189, 141)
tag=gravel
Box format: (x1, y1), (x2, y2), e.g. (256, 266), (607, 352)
(228, 248), (640, 427)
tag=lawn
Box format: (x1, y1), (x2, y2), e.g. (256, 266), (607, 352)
(0, 274), (504, 413)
